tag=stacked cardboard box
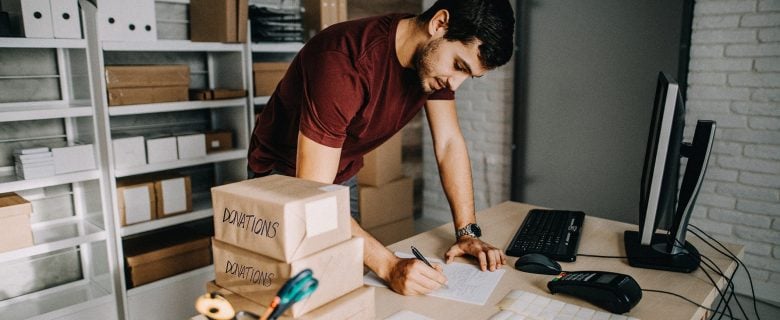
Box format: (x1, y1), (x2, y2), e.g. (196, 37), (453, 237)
(116, 174), (193, 226)
(253, 62), (290, 97)
(0, 192), (34, 253)
(190, 0), (248, 43)
(358, 133), (416, 245)
(210, 175), (373, 318)
(105, 65), (190, 106)
(302, 0), (347, 40)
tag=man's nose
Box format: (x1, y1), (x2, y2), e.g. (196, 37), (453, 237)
(447, 74), (468, 91)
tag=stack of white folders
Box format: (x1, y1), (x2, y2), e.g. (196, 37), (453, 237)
(14, 147), (54, 179)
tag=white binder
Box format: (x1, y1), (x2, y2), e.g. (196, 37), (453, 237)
(50, 0), (81, 39)
(1, 0), (54, 38)
(97, 0), (156, 41)
(127, 0), (157, 41)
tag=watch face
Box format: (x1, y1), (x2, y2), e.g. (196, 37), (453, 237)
(471, 224), (482, 237)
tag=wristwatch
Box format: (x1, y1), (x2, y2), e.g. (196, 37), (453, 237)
(455, 223), (482, 239)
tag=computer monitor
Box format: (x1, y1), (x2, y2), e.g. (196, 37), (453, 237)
(624, 72), (716, 273)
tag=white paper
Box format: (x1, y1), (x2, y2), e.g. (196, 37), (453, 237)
(385, 310), (433, 320)
(304, 196), (338, 237)
(161, 178), (186, 215)
(124, 186), (151, 224)
(364, 252), (506, 306)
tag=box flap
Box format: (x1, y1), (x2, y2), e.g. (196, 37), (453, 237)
(0, 193), (32, 218)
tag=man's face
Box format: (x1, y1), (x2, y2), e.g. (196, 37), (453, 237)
(413, 38), (487, 94)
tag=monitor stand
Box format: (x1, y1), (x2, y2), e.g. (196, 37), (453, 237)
(624, 230), (700, 273)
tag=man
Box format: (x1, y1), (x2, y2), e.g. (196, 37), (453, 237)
(248, 0), (515, 295)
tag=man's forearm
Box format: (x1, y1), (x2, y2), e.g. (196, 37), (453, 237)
(435, 137), (477, 230)
(351, 218), (398, 280)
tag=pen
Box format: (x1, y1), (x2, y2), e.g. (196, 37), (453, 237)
(411, 246), (448, 289)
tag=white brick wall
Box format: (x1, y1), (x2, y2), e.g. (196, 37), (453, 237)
(686, 0), (780, 304)
(423, 0), (780, 305)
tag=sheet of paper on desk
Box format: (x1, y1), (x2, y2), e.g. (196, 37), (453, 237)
(363, 252), (506, 305)
(385, 310), (433, 320)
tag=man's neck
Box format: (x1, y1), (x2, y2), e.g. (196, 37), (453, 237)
(395, 17), (428, 69)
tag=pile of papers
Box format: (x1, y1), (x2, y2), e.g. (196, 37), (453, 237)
(249, 5), (304, 43)
(14, 147), (54, 179)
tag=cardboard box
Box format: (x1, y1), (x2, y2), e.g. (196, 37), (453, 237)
(189, 89), (213, 100)
(51, 144), (96, 174)
(252, 62), (289, 96)
(155, 175), (193, 218)
(357, 133), (402, 187)
(358, 177), (413, 229)
(116, 180), (156, 226)
(212, 237), (364, 317)
(0, 193), (34, 253)
(205, 131), (233, 153)
(211, 175), (351, 262)
(205, 282), (375, 320)
(367, 217), (415, 246)
(146, 136), (178, 164)
(107, 86), (189, 106)
(124, 228), (211, 287)
(190, 0), (247, 43)
(104, 65), (190, 89)
(212, 88), (247, 99)
(113, 136), (147, 169)
(302, 0), (341, 40)
(177, 133), (207, 160)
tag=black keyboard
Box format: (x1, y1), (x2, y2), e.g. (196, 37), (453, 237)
(505, 209), (585, 262)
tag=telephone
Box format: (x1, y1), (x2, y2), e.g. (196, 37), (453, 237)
(547, 271), (642, 314)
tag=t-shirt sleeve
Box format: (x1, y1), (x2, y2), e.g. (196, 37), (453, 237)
(298, 50), (365, 148)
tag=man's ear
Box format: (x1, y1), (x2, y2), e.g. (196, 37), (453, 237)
(427, 9), (449, 38)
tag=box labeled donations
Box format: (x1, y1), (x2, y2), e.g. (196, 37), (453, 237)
(212, 237), (364, 317)
(211, 175), (351, 262)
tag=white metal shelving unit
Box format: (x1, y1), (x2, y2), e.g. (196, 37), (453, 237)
(0, 2), (121, 319)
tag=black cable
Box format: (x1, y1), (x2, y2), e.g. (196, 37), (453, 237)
(699, 253), (750, 320)
(689, 225), (761, 320)
(699, 254), (737, 320)
(642, 289), (743, 320)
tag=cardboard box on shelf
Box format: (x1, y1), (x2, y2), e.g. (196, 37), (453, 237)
(212, 88), (247, 100)
(176, 133), (207, 160)
(124, 228), (211, 287)
(252, 62), (289, 96)
(358, 176), (413, 229)
(104, 65), (190, 89)
(154, 175), (192, 219)
(211, 175), (351, 262)
(107, 86), (189, 106)
(112, 136), (147, 169)
(204, 282), (375, 320)
(357, 133), (402, 187)
(367, 217), (415, 246)
(51, 144), (96, 174)
(212, 237), (363, 318)
(116, 180), (156, 226)
(205, 130), (233, 153)
(190, 0), (247, 43)
(146, 136), (178, 164)
(0, 193), (34, 253)
(302, 0), (341, 40)
(189, 89), (213, 101)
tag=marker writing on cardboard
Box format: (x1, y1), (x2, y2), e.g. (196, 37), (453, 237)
(225, 259), (275, 287)
(222, 207), (280, 238)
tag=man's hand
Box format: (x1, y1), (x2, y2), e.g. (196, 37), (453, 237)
(445, 237), (506, 271)
(384, 257), (448, 296)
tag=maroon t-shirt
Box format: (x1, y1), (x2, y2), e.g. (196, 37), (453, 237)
(248, 14), (454, 184)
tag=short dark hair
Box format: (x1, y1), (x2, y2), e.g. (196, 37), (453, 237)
(418, 0), (515, 69)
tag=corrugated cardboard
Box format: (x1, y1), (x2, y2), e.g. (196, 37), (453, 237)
(212, 237), (364, 318)
(104, 65), (190, 89)
(358, 176), (413, 229)
(205, 131), (233, 153)
(212, 88), (247, 99)
(205, 282), (375, 320)
(0, 193), (34, 253)
(302, 0), (341, 40)
(357, 133), (402, 187)
(154, 175), (193, 218)
(367, 217), (415, 246)
(191, 0), (246, 43)
(252, 62), (289, 96)
(211, 175), (351, 262)
(116, 180), (156, 226)
(108, 86), (189, 106)
(125, 228), (211, 287)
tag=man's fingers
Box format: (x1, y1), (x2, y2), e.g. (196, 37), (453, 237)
(487, 250), (498, 271)
(445, 245), (464, 263)
(477, 251), (487, 271)
(421, 263), (448, 286)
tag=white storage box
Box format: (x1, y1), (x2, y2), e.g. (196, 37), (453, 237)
(176, 133), (207, 160)
(52, 144), (96, 174)
(146, 136), (178, 164)
(113, 136), (147, 169)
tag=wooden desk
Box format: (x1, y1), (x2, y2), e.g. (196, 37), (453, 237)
(375, 202), (743, 320)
